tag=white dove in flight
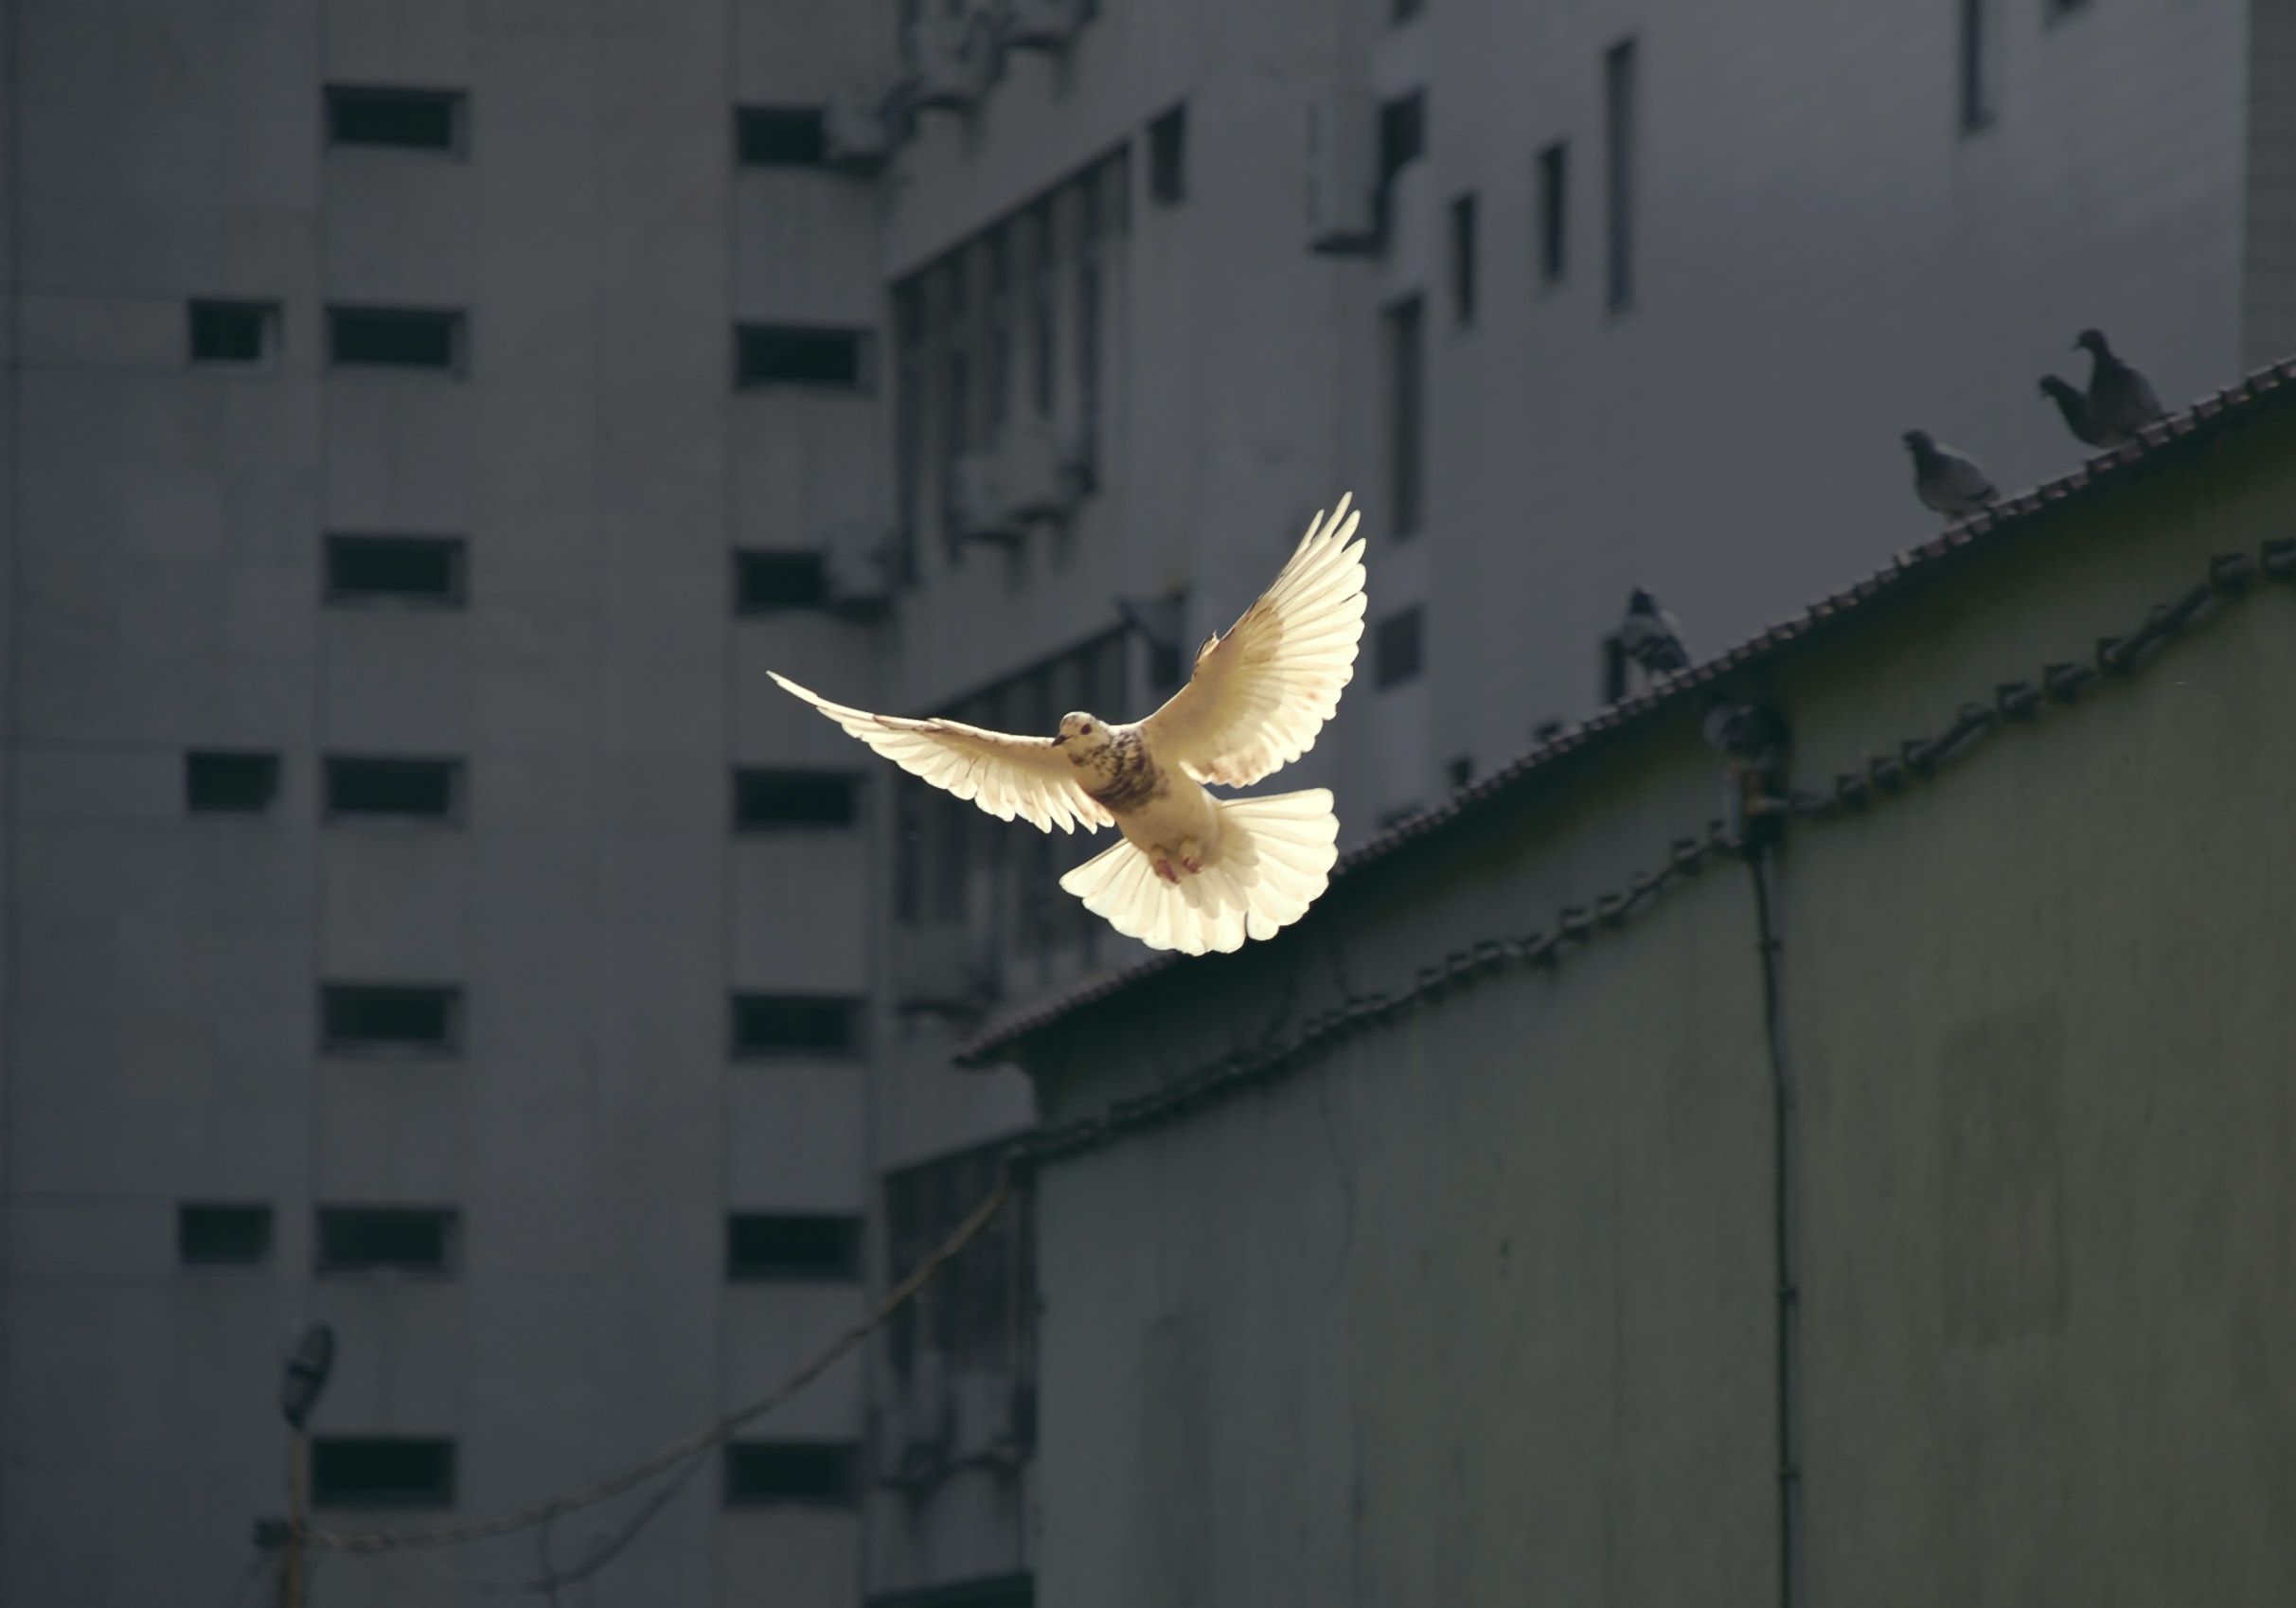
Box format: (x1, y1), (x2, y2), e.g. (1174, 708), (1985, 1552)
(769, 495), (1368, 956)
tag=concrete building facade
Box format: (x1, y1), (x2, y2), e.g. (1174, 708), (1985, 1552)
(973, 370), (2296, 1608)
(0, 1), (2289, 1605)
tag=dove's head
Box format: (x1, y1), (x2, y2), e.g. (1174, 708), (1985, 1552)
(2074, 328), (2109, 356)
(1902, 429), (1934, 456)
(1053, 712), (1113, 758)
(2038, 375), (2079, 402)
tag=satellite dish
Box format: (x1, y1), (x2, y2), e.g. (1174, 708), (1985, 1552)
(279, 1321), (336, 1429)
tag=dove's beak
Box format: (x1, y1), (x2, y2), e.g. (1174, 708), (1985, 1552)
(1050, 734), (1068, 747)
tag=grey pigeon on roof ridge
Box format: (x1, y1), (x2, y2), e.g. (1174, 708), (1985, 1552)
(1902, 430), (1997, 520)
(2075, 328), (2165, 443)
(2038, 374), (2112, 448)
(1618, 587), (1690, 677)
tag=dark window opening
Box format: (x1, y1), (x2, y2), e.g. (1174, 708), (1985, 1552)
(731, 993), (863, 1058)
(1385, 296), (1424, 539)
(737, 105), (827, 167)
(987, 226), (1013, 430)
(325, 535), (465, 606)
(1076, 173), (1104, 480)
(726, 1214), (864, 1282)
(321, 985), (461, 1053)
(188, 300), (275, 364)
(735, 770), (861, 830)
(315, 1207), (455, 1274)
(737, 325), (868, 388)
(733, 549), (829, 613)
(329, 307), (464, 371)
(187, 751), (280, 815)
(1376, 606), (1425, 688)
(1028, 202), (1058, 419)
(327, 86), (464, 152)
(179, 1204), (273, 1266)
(325, 758), (460, 820)
(1537, 142), (1568, 282)
(1148, 103), (1187, 205)
(724, 1441), (860, 1507)
(1449, 192), (1478, 325)
(1379, 91), (1426, 185)
(1604, 40), (1637, 311)
(1959, 0), (1992, 130)
(311, 1438), (457, 1508)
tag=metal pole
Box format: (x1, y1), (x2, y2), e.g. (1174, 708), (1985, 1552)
(279, 1427), (308, 1608)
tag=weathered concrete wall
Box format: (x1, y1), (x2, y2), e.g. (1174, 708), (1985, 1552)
(1012, 394), (2296, 1607)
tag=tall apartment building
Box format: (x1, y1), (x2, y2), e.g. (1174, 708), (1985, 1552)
(0, 2), (2287, 1607)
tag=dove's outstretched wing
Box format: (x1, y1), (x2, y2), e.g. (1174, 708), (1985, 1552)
(1139, 495), (1367, 789)
(770, 672), (1113, 834)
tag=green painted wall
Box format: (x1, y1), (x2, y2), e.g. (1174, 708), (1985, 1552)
(1007, 391), (2296, 1607)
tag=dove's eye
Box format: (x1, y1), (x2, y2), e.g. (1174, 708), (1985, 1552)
(1079, 722), (1093, 733)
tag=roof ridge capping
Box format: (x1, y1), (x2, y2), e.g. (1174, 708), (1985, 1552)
(955, 352), (2296, 1067)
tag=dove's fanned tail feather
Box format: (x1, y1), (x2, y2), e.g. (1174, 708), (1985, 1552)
(1059, 789), (1341, 956)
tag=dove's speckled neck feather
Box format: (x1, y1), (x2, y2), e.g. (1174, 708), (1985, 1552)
(1075, 728), (1165, 813)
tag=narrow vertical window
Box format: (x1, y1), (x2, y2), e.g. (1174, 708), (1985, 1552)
(1604, 40), (1637, 313)
(1449, 192), (1478, 326)
(1385, 296), (1424, 539)
(987, 226), (1012, 434)
(894, 281), (925, 581)
(1537, 142), (1568, 283)
(1148, 103), (1186, 205)
(1029, 201), (1059, 419)
(941, 256), (970, 543)
(1076, 171), (1104, 481)
(1959, 0), (1992, 131)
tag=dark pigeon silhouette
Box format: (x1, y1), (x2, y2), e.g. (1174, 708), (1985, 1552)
(1618, 588), (1690, 677)
(1903, 430), (1996, 519)
(2075, 329), (2165, 443)
(2038, 374), (2112, 448)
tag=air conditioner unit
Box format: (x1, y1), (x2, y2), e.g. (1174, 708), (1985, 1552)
(823, 82), (891, 173)
(910, 10), (994, 112)
(994, 417), (1083, 522)
(1001, 0), (1084, 50)
(1306, 83), (1380, 255)
(951, 449), (1021, 544)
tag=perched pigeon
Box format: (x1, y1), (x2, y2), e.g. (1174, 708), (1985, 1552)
(1618, 587), (1690, 677)
(772, 497), (1367, 956)
(2038, 374), (2112, 449)
(1902, 430), (1997, 519)
(2075, 328), (2164, 443)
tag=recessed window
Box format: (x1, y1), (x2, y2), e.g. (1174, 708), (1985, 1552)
(325, 757), (461, 821)
(1385, 296), (1424, 539)
(724, 1441), (860, 1508)
(1376, 606), (1424, 688)
(179, 1204), (273, 1266)
(188, 300), (276, 365)
(1147, 103), (1186, 205)
(315, 1207), (457, 1274)
(731, 993), (863, 1058)
(1959, 0), (1993, 131)
(737, 106), (826, 167)
(1604, 40), (1637, 311)
(326, 85), (465, 153)
(325, 534), (466, 606)
(733, 549), (829, 613)
(1536, 142), (1568, 282)
(1379, 91), (1425, 185)
(735, 770), (861, 830)
(321, 984), (462, 1054)
(329, 307), (465, 372)
(726, 1214), (863, 1282)
(736, 325), (869, 389)
(187, 751), (280, 815)
(311, 1438), (457, 1508)
(1449, 192), (1478, 325)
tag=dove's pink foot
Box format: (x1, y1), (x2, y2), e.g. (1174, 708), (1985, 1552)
(1179, 852), (1204, 875)
(1152, 857), (1179, 884)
